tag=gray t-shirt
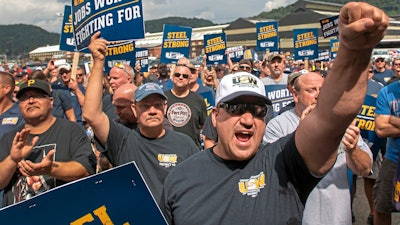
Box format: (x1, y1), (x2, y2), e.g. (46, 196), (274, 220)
(263, 108), (299, 144)
(261, 74), (288, 85)
(161, 133), (320, 225)
(0, 119), (96, 206)
(105, 120), (199, 204)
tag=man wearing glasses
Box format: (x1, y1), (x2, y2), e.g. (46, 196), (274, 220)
(0, 79), (96, 207)
(160, 2), (389, 224)
(372, 57), (394, 85)
(84, 33), (199, 204)
(165, 63), (207, 149)
(75, 67), (86, 88)
(237, 59), (253, 74)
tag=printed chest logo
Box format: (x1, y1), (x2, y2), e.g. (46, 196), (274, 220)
(238, 172), (265, 197)
(158, 154), (178, 168)
(167, 103), (191, 127)
(2, 117), (19, 125)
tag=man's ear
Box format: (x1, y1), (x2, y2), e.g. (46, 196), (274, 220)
(131, 103), (138, 118)
(211, 107), (218, 128)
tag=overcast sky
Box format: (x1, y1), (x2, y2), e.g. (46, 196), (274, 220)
(0, 0), (296, 33)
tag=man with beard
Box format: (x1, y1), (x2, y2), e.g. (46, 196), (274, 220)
(261, 53), (288, 85)
(156, 63), (173, 91)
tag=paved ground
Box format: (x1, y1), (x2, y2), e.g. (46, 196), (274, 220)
(353, 176), (400, 225)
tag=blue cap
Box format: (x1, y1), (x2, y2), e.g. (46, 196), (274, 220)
(134, 83), (168, 102)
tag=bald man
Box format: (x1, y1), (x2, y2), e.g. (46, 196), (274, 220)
(112, 83), (138, 129)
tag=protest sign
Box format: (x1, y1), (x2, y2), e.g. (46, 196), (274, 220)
(160, 24), (192, 64)
(265, 84), (293, 116)
(330, 39), (339, 60)
(59, 5), (76, 52)
(135, 48), (149, 72)
(256, 21), (279, 52)
(0, 162), (168, 225)
(72, 0), (145, 50)
(104, 41), (136, 74)
(226, 46), (244, 63)
(320, 15), (339, 38)
(204, 33), (227, 65)
(293, 28), (319, 61)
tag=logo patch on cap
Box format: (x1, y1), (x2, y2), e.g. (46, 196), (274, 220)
(232, 75), (259, 88)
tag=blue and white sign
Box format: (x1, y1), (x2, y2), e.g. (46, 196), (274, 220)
(59, 5), (76, 52)
(204, 33), (227, 65)
(256, 21), (279, 52)
(265, 84), (293, 116)
(293, 28), (319, 61)
(320, 15), (339, 38)
(72, 0), (145, 50)
(136, 48), (149, 72)
(226, 46), (244, 63)
(0, 162), (168, 225)
(105, 41), (136, 74)
(160, 24), (192, 64)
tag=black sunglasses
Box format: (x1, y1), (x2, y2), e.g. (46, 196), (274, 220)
(174, 73), (189, 79)
(239, 65), (252, 71)
(218, 103), (268, 118)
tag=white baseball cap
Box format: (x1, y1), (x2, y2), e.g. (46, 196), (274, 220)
(58, 63), (71, 72)
(215, 72), (271, 105)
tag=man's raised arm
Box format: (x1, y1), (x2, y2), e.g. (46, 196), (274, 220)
(296, 2), (389, 176)
(82, 32), (110, 145)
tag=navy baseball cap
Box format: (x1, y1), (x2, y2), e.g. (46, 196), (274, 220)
(134, 83), (168, 102)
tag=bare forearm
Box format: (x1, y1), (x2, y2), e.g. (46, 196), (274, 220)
(74, 88), (85, 107)
(83, 60), (105, 122)
(346, 147), (372, 176)
(65, 108), (77, 122)
(389, 115), (400, 129)
(376, 115), (400, 138)
(0, 156), (18, 189)
(297, 48), (371, 176)
(49, 161), (90, 182)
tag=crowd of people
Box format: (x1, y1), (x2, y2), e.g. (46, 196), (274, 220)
(0, 2), (397, 224)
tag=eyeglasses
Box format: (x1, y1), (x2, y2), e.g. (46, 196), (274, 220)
(375, 59), (385, 63)
(394, 63), (400, 66)
(239, 65), (252, 71)
(217, 103), (268, 118)
(76, 73), (84, 77)
(174, 73), (190, 79)
(113, 62), (131, 77)
(19, 93), (49, 102)
(59, 70), (70, 74)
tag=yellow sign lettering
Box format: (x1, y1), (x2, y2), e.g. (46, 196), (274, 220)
(167, 32), (188, 39)
(70, 205), (130, 225)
